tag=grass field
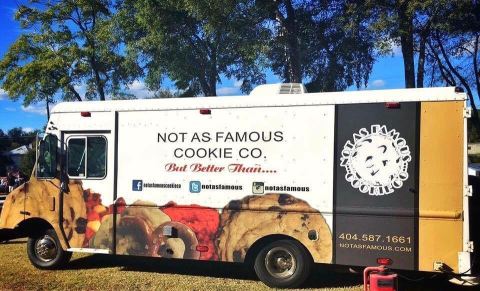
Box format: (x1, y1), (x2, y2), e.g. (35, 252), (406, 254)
(0, 240), (475, 290)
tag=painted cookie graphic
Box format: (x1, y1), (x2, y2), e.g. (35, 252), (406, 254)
(116, 216), (154, 255)
(150, 221), (200, 259)
(114, 200), (171, 255)
(61, 180), (88, 247)
(163, 203), (219, 260)
(88, 213), (118, 249)
(216, 194), (332, 263)
(83, 192), (126, 248)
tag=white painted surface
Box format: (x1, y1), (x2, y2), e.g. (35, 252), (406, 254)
(116, 105), (335, 227)
(67, 248), (110, 254)
(51, 87), (465, 114)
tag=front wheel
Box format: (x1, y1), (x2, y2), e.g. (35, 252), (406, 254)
(254, 239), (312, 288)
(27, 228), (72, 269)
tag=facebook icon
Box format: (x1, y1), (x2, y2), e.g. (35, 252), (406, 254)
(189, 181), (201, 193)
(132, 180), (143, 191)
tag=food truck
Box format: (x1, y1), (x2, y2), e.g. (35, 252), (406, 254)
(0, 85), (476, 288)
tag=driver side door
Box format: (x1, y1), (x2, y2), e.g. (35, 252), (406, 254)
(62, 132), (114, 253)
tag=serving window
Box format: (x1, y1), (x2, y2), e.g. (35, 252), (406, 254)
(67, 136), (107, 179)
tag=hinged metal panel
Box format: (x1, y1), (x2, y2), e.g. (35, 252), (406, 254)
(464, 185), (473, 197)
(458, 251), (472, 274)
(464, 107), (472, 118)
(433, 261), (444, 271)
(465, 241), (474, 253)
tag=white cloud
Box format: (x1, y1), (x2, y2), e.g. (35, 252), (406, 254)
(72, 84), (87, 99)
(22, 104), (46, 115)
(0, 89), (8, 100)
(74, 84), (85, 91)
(4, 107), (16, 112)
(234, 80), (243, 88)
(217, 86), (241, 96)
(129, 80), (147, 90)
(127, 80), (155, 98)
(371, 79), (386, 88)
(216, 79), (244, 96)
(74, 81), (157, 99)
(392, 43), (402, 57)
(23, 127), (34, 133)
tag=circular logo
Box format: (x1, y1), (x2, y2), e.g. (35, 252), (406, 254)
(340, 125), (411, 196)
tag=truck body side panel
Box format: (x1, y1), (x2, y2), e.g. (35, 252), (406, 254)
(334, 102), (419, 270)
(0, 88), (469, 274)
(418, 101), (464, 272)
(99, 105), (335, 262)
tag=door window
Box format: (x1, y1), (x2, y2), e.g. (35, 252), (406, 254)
(67, 136), (107, 179)
(37, 134), (57, 178)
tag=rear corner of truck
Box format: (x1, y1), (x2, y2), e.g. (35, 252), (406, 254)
(417, 96), (475, 278)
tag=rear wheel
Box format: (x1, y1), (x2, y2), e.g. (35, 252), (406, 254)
(27, 228), (72, 269)
(254, 239), (312, 288)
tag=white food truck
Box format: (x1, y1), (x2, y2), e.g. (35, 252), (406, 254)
(0, 84), (477, 288)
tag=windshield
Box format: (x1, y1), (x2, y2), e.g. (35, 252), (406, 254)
(37, 134), (57, 178)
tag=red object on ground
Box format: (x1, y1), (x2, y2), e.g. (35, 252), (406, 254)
(363, 266), (398, 291)
(376, 258), (393, 266)
(162, 202), (220, 260)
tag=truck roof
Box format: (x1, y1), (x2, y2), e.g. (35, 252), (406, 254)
(51, 86), (465, 114)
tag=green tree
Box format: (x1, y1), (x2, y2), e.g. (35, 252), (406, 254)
(6, 127), (38, 151)
(257, 0), (376, 91)
(118, 0), (267, 96)
(416, 1), (480, 132)
(20, 148), (37, 177)
(0, 128), (38, 175)
(0, 130), (11, 176)
(7, 128), (23, 139)
(0, 0), (141, 114)
(6, 127), (24, 150)
(365, 0), (422, 88)
(0, 130), (7, 152)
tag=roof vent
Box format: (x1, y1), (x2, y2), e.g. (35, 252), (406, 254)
(279, 83), (305, 94)
(250, 83), (307, 96)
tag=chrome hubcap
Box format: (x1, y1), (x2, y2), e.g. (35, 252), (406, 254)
(34, 235), (57, 262)
(265, 246), (296, 279)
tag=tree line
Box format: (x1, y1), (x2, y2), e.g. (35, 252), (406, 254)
(0, 0), (479, 125)
(0, 128), (39, 176)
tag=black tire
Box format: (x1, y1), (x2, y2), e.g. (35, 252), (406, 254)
(27, 228), (72, 269)
(254, 239), (312, 288)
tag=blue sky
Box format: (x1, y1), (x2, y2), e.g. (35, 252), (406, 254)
(0, 0), (405, 133)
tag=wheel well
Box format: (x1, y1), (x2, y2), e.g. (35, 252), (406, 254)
(244, 234), (313, 266)
(16, 218), (53, 238)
